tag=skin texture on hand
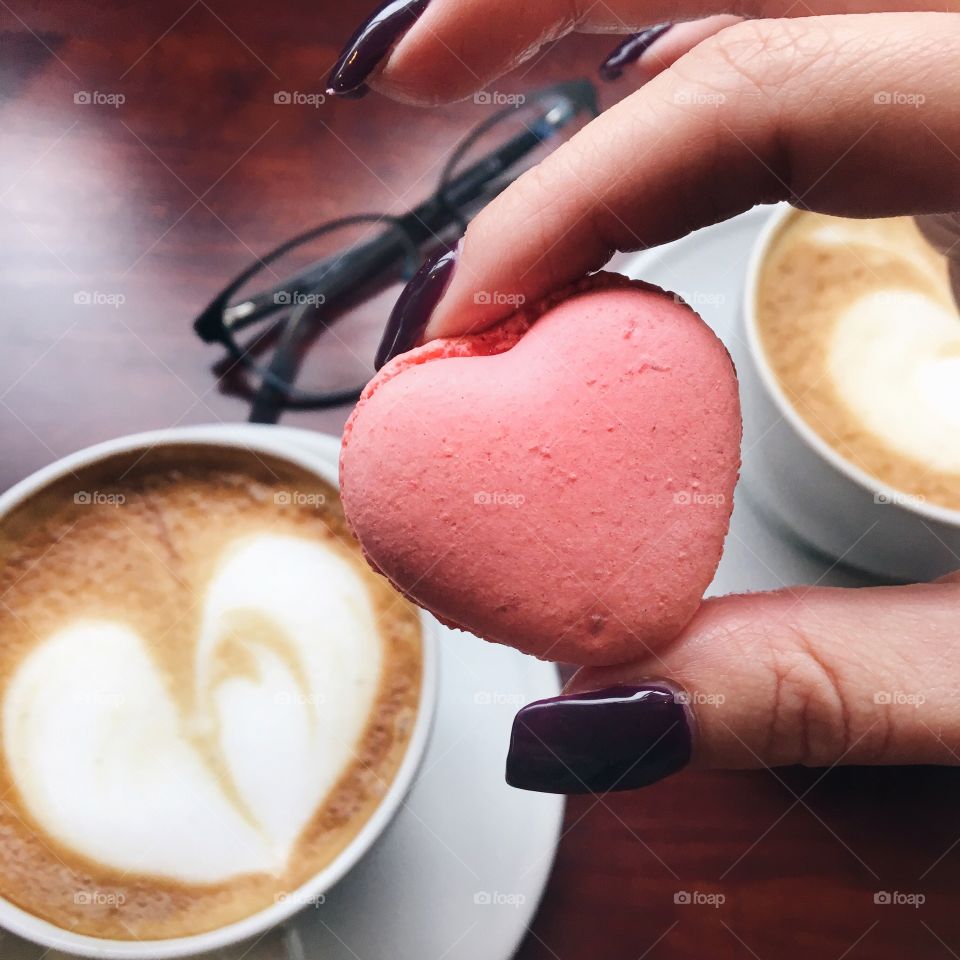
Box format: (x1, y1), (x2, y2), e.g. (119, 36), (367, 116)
(330, 0), (960, 790)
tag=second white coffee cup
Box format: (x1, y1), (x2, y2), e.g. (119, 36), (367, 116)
(735, 202), (960, 581)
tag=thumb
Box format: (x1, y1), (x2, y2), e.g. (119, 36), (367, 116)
(505, 579), (960, 793)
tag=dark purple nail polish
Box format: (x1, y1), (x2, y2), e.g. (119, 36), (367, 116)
(599, 23), (673, 83)
(505, 682), (692, 794)
(375, 244), (457, 369)
(326, 0), (431, 98)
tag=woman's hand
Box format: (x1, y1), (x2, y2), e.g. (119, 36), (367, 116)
(329, 1), (960, 792)
(507, 575), (960, 793)
(329, 4), (960, 353)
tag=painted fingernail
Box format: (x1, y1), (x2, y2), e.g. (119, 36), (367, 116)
(326, 0), (431, 98)
(599, 23), (673, 83)
(505, 682), (692, 794)
(375, 244), (458, 369)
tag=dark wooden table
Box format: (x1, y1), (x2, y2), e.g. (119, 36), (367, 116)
(2, 3), (960, 958)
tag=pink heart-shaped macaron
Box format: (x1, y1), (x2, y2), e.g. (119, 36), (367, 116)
(341, 273), (741, 665)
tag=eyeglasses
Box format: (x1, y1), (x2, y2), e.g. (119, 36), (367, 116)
(192, 79), (599, 421)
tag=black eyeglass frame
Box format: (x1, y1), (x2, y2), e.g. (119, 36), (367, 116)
(193, 79), (600, 414)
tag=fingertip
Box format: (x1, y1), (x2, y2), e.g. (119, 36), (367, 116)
(598, 16), (744, 88)
(598, 23), (674, 84)
(420, 232), (517, 340)
(364, 0), (500, 106)
(506, 682), (694, 794)
(371, 48), (462, 106)
(374, 36), (491, 106)
(325, 0), (497, 106)
(421, 284), (509, 341)
(364, 0), (577, 106)
(325, 0), (432, 100)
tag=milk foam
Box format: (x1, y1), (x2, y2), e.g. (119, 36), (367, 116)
(3, 533), (383, 884)
(829, 290), (960, 474)
(811, 221), (944, 284)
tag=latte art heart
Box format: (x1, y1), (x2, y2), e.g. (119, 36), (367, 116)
(830, 291), (960, 474)
(0, 453), (422, 941)
(3, 534), (383, 883)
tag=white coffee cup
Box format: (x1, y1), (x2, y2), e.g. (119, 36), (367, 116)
(735, 202), (960, 581)
(0, 424), (439, 960)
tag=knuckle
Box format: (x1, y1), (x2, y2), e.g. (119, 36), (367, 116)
(682, 18), (835, 97)
(709, 19), (802, 86)
(761, 626), (889, 766)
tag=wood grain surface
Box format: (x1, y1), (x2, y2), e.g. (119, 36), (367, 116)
(1, 3), (959, 958)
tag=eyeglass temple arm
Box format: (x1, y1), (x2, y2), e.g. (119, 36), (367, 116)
(222, 116), (568, 335)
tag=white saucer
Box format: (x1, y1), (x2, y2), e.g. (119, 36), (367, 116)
(5, 425), (563, 960)
(620, 206), (873, 592)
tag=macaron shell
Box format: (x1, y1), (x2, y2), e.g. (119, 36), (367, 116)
(341, 274), (741, 665)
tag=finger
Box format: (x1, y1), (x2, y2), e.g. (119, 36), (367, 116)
(416, 13), (960, 341)
(364, 0), (940, 105)
(505, 578), (960, 793)
(599, 17), (742, 85)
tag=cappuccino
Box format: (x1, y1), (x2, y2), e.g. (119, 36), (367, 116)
(0, 445), (422, 940)
(756, 211), (960, 510)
